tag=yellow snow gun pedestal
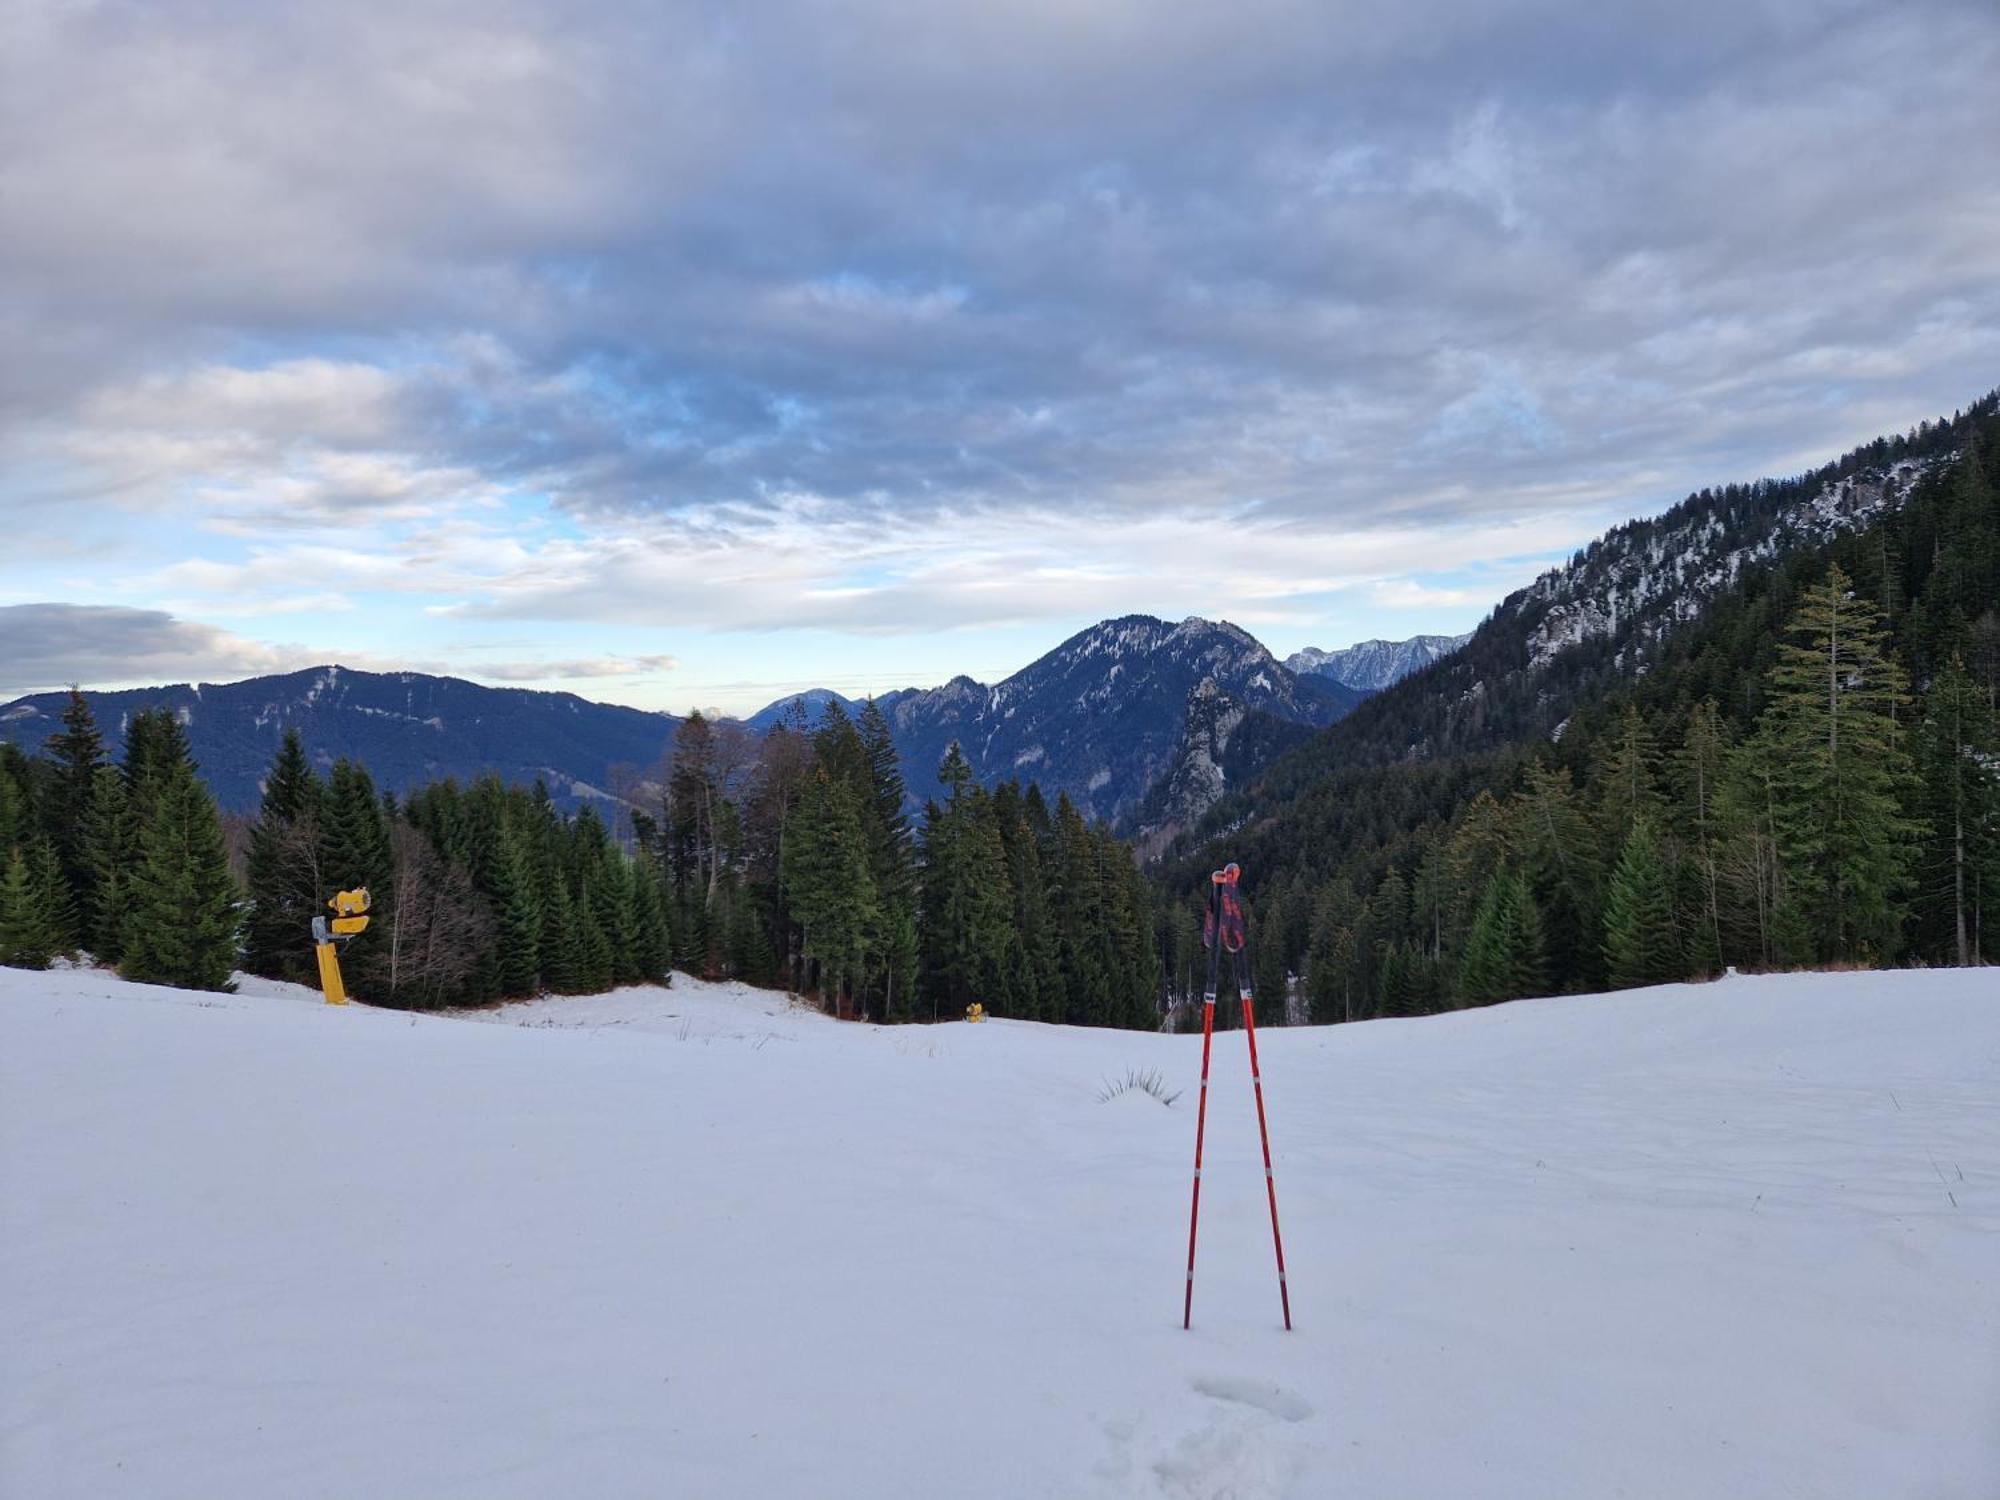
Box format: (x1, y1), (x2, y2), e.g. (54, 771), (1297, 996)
(313, 888), (371, 1005)
(965, 1002), (985, 1023)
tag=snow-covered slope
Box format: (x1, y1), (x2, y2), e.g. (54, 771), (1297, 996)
(4, 965), (1995, 1499)
(1284, 633), (1470, 692)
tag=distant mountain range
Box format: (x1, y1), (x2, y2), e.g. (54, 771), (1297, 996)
(0, 621), (1449, 821)
(0, 666), (681, 814)
(868, 615), (1364, 820)
(1284, 634), (1471, 692)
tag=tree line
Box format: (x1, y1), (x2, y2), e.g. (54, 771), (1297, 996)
(0, 686), (1162, 1028)
(652, 699), (1159, 1026)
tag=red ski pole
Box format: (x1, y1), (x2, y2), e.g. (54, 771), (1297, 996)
(1182, 880), (1223, 1330)
(1238, 937), (1293, 1331)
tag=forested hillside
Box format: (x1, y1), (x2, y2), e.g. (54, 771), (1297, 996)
(1162, 396), (2000, 1022)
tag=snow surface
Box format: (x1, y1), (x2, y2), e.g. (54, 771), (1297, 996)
(4, 966), (1997, 1498)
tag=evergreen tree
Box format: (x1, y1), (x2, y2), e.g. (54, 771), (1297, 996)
(1513, 758), (1604, 992)
(916, 749), (1011, 1020)
(1675, 701), (1731, 976)
(1305, 878), (1361, 1024)
(1592, 704), (1663, 846)
(121, 708), (194, 826)
(317, 760), (394, 993)
(1752, 564), (1920, 962)
(1602, 819), (1683, 989)
(629, 856), (673, 983)
(1377, 941), (1425, 1018)
(121, 760), (239, 991)
(541, 876), (587, 994)
(28, 838), (76, 955)
(783, 767), (878, 1014)
(1915, 656), (1999, 965)
(1096, 825), (1158, 1028)
(80, 766), (130, 961)
(243, 730), (323, 982)
(42, 688), (106, 925)
(0, 845), (62, 969)
(1251, 886), (1289, 1021)
(1458, 869), (1546, 1006)
(467, 783), (542, 996)
(0, 753), (23, 855)
(857, 698), (917, 1018)
(1049, 793), (1111, 1024)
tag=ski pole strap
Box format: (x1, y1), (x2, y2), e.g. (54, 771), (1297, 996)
(1215, 885), (1246, 954)
(1202, 862), (1246, 953)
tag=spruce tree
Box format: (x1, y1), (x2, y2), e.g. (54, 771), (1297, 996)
(1095, 824), (1158, 1028)
(857, 699), (917, 1017)
(1602, 819), (1683, 989)
(1675, 701), (1731, 976)
(42, 688), (106, 924)
(630, 855), (672, 984)
(915, 748), (1012, 1020)
(574, 883), (616, 990)
(1050, 794), (1110, 1024)
(0, 759), (22, 856)
(80, 766), (130, 962)
(1513, 759), (1604, 991)
(121, 760), (240, 991)
(1305, 879), (1361, 1024)
(243, 730), (323, 982)
(1592, 704), (1663, 847)
(1753, 564), (1920, 962)
(1458, 869), (1546, 1006)
(121, 708), (194, 826)
(541, 877), (587, 994)
(782, 767), (877, 1014)
(1915, 656), (1999, 965)
(28, 839), (76, 954)
(0, 846), (61, 969)
(317, 760), (394, 992)
(467, 785), (542, 996)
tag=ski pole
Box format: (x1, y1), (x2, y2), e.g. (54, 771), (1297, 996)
(1238, 931), (1293, 1331)
(1182, 881), (1223, 1330)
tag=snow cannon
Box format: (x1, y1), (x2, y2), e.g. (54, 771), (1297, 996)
(965, 1002), (986, 1023)
(311, 887), (371, 1005)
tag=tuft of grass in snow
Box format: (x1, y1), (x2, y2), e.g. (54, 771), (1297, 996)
(1096, 1067), (1181, 1107)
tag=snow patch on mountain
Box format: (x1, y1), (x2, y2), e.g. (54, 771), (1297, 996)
(1521, 456), (1936, 672)
(1286, 634), (1471, 692)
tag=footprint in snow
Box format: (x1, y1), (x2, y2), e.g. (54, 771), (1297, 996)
(1188, 1375), (1313, 1423)
(1152, 1380), (1312, 1499)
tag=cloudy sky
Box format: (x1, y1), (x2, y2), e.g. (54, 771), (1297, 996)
(3, 0), (1996, 714)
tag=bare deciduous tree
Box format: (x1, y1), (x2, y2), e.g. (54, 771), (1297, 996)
(386, 823), (496, 1009)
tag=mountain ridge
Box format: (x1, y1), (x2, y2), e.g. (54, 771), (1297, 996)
(1165, 389), (1999, 880)
(0, 615), (1378, 819)
(1285, 633), (1471, 692)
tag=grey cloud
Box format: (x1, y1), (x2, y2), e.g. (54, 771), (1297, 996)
(471, 655), (680, 681)
(2, 0), (1997, 619)
(0, 604), (298, 697)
